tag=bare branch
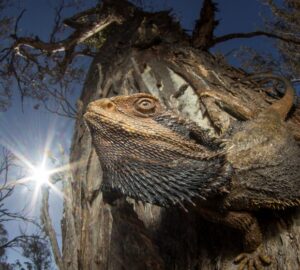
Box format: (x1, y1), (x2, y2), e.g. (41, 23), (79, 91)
(211, 31), (300, 48)
(50, 3), (64, 43)
(13, 9), (26, 38)
(12, 13), (122, 54)
(63, 5), (102, 29)
(41, 186), (64, 270)
(292, 79), (300, 84)
(0, 147), (45, 259)
(0, 235), (35, 249)
(0, 148), (14, 178)
(192, 0), (219, 49)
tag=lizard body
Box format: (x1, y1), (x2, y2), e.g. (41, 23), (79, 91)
(222, 74), (300, 211)
(84, 74), (300, 269)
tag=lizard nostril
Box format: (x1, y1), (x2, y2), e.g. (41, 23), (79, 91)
(93, 98), (116, 111)
(87, 99), (116, 112)
(103, 100), (115, 111)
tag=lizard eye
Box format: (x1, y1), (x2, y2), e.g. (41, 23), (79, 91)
(134, 98), (156, 115)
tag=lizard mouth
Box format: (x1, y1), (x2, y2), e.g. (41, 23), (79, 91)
(84, 110), (126, 129)
(83, 111), (100, 128)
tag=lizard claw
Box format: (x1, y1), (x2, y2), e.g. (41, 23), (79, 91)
(234, 251), (272, 270)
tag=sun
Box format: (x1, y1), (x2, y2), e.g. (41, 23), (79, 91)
(0, 135), (82, 210)
(30, 165), (50, 187)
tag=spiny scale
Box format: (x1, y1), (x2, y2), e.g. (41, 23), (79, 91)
(104, 158), (231, 207)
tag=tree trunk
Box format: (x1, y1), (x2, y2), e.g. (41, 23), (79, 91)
(61, 4), (300, 270)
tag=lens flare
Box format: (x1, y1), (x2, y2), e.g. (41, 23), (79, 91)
(0, 112), (81, 215)
(30, 165), (50, 187)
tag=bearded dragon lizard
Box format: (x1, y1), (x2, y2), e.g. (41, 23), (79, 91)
(84, 74), (300, 269)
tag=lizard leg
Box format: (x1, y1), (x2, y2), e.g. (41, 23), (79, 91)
(197, 90), (256, 123)
(195, 207), (272, 269)
(200, 96), (232, 134)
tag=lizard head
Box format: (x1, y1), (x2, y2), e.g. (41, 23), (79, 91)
(84, 93), (167, 140)
(84, 93), (232, 208)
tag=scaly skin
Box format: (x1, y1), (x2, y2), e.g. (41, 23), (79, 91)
(84, 74), (300, 269)
(199, 74), (300, 211)
(84, 93), (232, 208)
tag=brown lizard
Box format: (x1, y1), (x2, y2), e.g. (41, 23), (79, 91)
(84, 74), (300, 269)
(198, 73), (295, 131)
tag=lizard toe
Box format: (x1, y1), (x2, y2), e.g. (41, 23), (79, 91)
(234, 250), (272, 270)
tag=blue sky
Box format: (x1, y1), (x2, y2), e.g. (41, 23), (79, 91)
(0, 0), (280, 266)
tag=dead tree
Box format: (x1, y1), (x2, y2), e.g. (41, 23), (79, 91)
(3, 0), (300, 269)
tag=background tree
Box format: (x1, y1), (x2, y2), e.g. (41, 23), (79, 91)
(235, 0), (300, 80)
(0, 224), (13, 270)
(0, 0), (14, 111)
(0, 0), (300, 269)
(16, 234), (52, 270)
(0, 147), (51, 269)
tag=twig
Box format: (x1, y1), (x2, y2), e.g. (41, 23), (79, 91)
(211, 31), (300, 48)
(13, 9), (26, 38)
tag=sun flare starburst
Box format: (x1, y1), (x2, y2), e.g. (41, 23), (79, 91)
(30, 164), (51, 187)
(0, 143), (77, 212)
(0, 113), (82, 214)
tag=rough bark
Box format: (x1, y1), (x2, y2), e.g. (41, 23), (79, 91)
(61, 5), (300, 270)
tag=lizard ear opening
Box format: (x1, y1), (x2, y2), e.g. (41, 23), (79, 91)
(133, 97), (157, 116)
